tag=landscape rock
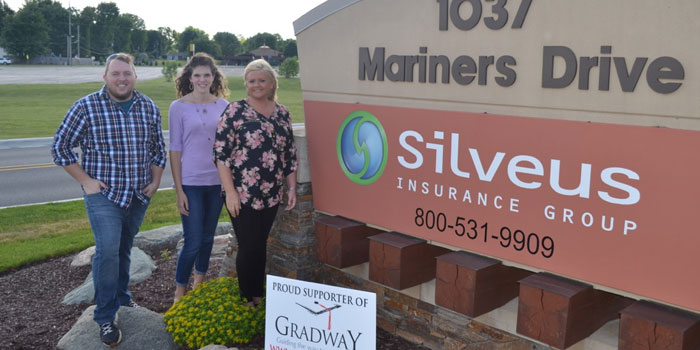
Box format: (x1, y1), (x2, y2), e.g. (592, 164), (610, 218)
(176, 233), (233, 262)
(70, 246), (95, 267)
(63, 247), (156, 305)
(134, 221), (232, 256)
(213, 221), (233, 236)
(133, 224), (183, 256)
(56, 305), (177, 350)
(211, 234), (233, 261)
(200, 345), (239, 350)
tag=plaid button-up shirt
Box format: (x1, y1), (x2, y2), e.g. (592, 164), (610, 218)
(52, 86), (167, 208)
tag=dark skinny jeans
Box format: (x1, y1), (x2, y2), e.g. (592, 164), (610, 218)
(228, 203), (278, 301)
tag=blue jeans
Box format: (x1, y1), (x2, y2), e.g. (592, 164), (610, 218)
(84, 191), (149, 325)
(175, 185), (223, 286)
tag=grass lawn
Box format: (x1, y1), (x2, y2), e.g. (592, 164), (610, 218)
(0, 189), (230, 273)
(0, 76), (304, 139)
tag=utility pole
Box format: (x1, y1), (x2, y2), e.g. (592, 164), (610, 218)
(76, 25), (80, 59)
(67, 1), (72, 65)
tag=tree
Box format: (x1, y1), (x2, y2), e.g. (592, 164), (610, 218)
(213, 32), (240, 58)
(279, 57), (299, 78)
(32, 0), (69, 56)
(162, 61), (178, 82)
(0, 0), (15, 42)
(77, 6), (97, 57)
(243, 32), (282, 52)
(131, 28), (147, 53)
(1, 2), (49, 61)
(177, 26), (208, 52)
(193, 38), (221, 58)
(176, 26), (220, 58)
(158, 26), (177, 53)
(112, 13), (145, 54)
(92, 2), (120, 58)
(121, 13), (144, 30)
(281, 39), (297, 58)
(112, 14), (132, 53)
(146, 30), (164, 58)
(117, 14), (145, 53)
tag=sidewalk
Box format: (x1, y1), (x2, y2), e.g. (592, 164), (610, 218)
(0, 132), (171, 150)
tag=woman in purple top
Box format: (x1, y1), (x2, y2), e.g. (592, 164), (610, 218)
(169, 53), (229, 302)
(215, 59), (297, 307)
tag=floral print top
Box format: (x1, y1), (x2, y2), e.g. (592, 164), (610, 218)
(214, 99), (297, 210)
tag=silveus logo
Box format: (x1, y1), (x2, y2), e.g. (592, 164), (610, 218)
(337, 111), (388, 185)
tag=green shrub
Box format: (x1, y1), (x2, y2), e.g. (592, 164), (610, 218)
(162, 61), (179, 82)
(279, 57), (299, 78)
(164, 277), (265, 348)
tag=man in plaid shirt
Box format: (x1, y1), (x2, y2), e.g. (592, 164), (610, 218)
(51, 53), (166, 347)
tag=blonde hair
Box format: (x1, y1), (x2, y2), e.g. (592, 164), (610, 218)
(104, 53), (135, 75)
(244, 59), (278, 101)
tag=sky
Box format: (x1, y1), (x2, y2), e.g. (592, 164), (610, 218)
(4, 0), (327, 39)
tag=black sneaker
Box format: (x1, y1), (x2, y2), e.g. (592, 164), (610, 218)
(123, 300), (140, 308)
(99, 322), (122, 347)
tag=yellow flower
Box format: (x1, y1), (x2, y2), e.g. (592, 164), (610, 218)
(164, 277), (264, 346)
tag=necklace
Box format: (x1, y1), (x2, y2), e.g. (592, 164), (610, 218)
(195, 103), (209, 127)
(196, 105), (208, 114)
(189, 92), (214, 115)
(184, 93), (215, 128)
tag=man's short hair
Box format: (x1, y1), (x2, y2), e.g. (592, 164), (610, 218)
(104, 53), (136, 75)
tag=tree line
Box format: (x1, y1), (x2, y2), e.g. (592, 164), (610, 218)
(0, 0), (297, 62)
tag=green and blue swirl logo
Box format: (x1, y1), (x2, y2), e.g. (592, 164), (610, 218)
(337, 111), (388, 185)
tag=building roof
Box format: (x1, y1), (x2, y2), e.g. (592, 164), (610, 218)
(249, 45), (282, 57)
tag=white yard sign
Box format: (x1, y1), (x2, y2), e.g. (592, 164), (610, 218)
(265, 275), (376, 350)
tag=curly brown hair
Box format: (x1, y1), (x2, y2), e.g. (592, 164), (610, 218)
(175, 52), (230, 98)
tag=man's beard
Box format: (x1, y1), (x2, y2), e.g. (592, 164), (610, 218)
(107, 85), (134, 101)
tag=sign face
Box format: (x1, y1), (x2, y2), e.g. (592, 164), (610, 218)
(305, 100), (700, 312)
(295, 0), (700, 130)
(295, 0), (700, 313)
(265, 275), (376, 350)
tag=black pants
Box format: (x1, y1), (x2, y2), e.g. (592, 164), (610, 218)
(228, 204), (278, 301)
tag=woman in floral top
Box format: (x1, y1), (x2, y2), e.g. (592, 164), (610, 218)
(214, 59), (297, 306)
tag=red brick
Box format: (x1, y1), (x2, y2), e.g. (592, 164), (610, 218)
(315, 216), (382, 268)
(368, 232), (450, 290)
(619, 300), (700, 350)
(517, 272), (633, 349)
(435, 251), (531, 317)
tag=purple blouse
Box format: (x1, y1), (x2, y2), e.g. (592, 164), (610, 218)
(169, 98), (228, 186)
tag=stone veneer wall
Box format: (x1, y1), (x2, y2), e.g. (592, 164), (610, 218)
(222, 125), (551, 349)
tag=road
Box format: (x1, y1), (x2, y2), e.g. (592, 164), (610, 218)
(0, 66), (165, 84)
(0, 137), (174, 208)
(0, 65), (245, 84)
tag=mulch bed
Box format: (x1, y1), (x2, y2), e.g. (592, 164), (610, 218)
(0, 248), (430, 350)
